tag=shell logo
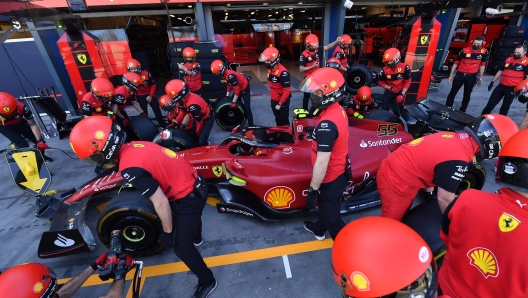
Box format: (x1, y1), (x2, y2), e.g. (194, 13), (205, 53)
(467, 247), (499, 278)
(264, 186), (295, 208)
(94, 130), (105, 140)
(330, 80), (337, 88)
(351, 271), (370, 291)
(33, 282), (44, 293)
(409, 137), (424, 146)
(3, 107), (9, 113)
(162, 148), (177, 158)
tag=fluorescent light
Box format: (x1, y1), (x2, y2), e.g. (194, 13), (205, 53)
(300, 10), (305, 12)
(225, 12), (228, 15)
(251, 11), (255, 15)
(170, 14), (175, 17)
(187, 5), (192, 8)
(298, 2), (303, 4)
(268, 14), (272, 17)
(275, 11), (279, 14)
(263, 3), (268, 5)
(227, 3), (230, 6)
(289, 7), (293, 9)
(178, 17), (182, 20)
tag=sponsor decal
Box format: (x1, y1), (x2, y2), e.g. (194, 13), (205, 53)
(377, 123), (398, 137)
(212, 165), (223, 177)
(283, 147), (293, 154)
(409, 137), (424, 146)
(441, 134), (453, 138)
(420, 35), (429, 45)
(68, 218), (74, 230)
(321, 123), (328, 128)
(503, 162), (516, 174)
(419, 246), (430, 263)
(342, 172), (370, 198)
(76, 53), (87, 64)
(398, 67), (402, 72)
(516, 200), (527, 208)
(296, 125), (303, 133)
(486, 115), (495, 120)
(459, 133), (469, 140)
(456, 166), (468, 173)
(467, 247), (499, 278)
(3, 107), (9, 113)
(483, 130), (493, 138)
(477, 55), (482, 60)
(466, 53), (471, 58)
(505, 63), (510, 67)
(386, 75), (391, 79)
(54, 233), (75, 248)
(219, 206), (254, 217)
(33, 282), (44, 293)
(351, 271), (370, 291)
(499, 212), (520, 232)
(360, 138), (402, 148)
(265, 186), (295, 208)
(95, 107), (102, 113)
(133, 143), (145, 148)
(162, 148), (177, 158)
(195, 165), (209, 170)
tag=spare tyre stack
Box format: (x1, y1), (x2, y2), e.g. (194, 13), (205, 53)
(193, 42), (228, 108)
(488, 26), (526, 75)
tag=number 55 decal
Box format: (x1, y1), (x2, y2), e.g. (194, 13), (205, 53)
(377, 123), (399, 137)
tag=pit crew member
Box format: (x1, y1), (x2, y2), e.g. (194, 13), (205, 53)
(378, 47), (411, 117)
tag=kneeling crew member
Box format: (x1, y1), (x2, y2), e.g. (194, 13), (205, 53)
(439, 129), (528, 297)
(259, 47), (291, 126)
(482, 45), (528, 116)
(377, 114), (518, 221)
(165, 79), (213, 146)
(346, 86), (376, 117)
(114, 72), (148, 127)
(69, 116), (217, 298)
(300, 68), (350, 241)
(378, 47), (411, 117)
(159, 95), (194, 131)
(81, 78), (116, 118)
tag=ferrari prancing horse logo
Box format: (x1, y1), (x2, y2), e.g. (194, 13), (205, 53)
(212, 165), (223, 178)
(76, 53), (87, 64)
(3, 107), (9, 113)
(420, 35), (429, 45)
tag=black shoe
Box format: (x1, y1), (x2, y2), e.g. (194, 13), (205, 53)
(192, 279), (217, 298)
(194, 236), (203, 247)
(303, 221), (325, 240)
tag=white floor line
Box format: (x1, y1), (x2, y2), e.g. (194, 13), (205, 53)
(282, 255), (292, 278)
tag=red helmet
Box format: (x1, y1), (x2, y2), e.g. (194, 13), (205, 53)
(326, 58), (342, 71)
(69, 116), (126, 166)
(305, 34), (319, 51)
(382, 48), (401, 68)
(356, 86), (372, 105)
(0, 263), (57, 298)
(126, 58), (141, 74)
(122, 72), (144, 91)
(158, 94), (176, 112)
(259, 47), (281, 70)
(464, 114), (519, 160)
(182, 47), (196, 62)
(165, 79), (189, 103)
(300, 68), (345, 112)
(332, 217), (437, 298)
(514, 79), (528, 104)
(0, 92), (18, 118)
(91, 78), (115, 102)
(210, 59), (227, 76)
(339, 34), (352, 48)
(496, 129), (528, 193)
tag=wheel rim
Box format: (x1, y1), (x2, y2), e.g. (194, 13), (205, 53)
(347, 70), (368, 89)
(217, 105), (245, 128)
(123, 225), (146, 243)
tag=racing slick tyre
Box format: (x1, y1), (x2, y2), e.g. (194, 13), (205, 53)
(362, 109), (407, 131)
(127, 115), (159, 141)
(168, 42), (194, 57)
(97, 189), (163, 256)
(500, 26), (526, 38)
(152, 128), (198, 151)
(215, 97), (247, 131)
(495, 37), (523, 49)
(344, 64), (373, 92)
(193, 42), (224, 59)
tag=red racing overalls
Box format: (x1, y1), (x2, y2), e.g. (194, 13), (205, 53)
(81, 92), (112, 117)
(333, 46), (348, 74)
(223, 69), (248, 97)
(183, 61), (202, 93)
(175, 93), (211, 135)
(378, 62), (412, 94)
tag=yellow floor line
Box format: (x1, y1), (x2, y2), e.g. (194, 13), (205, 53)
(57, 239), (333, 287)
(206, 197), (220, 206)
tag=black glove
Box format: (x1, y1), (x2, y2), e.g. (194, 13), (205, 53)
(94, 165), (104, 174)
(488, 81), (494, 91)
(158, 231), (174, 248)
(114, 255), (135, 281)
(306, 187), (318, 210)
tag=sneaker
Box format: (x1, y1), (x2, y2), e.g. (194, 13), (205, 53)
(192, 279), (217, 298)
(303, 221), (325, 241)
(194, 237), (203, 247)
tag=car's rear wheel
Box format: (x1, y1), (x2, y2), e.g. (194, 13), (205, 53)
(97, 189), (163, 256)
(152, 128), (198, 151)
(127, 115), (159, 141)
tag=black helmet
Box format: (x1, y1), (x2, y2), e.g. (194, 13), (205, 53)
(495, 129), (528, 193)
(464, 114), (518, 160)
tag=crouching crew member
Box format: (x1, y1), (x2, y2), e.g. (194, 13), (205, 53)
(482, 45), (528, 116)
(378, 47), (411, 117)
(81, 77), (115, 118)
(0, 92), (52, 162)
(259, 47), (291, 126)
(377, 114), (518, 221)
(211, 60), (253, 127)
(114, 72), (148, 127)
(159, 95), (194, 131)
(300, 68), (350, 241)
(346, 86), (376, 117)
(165, 79), (213, 146)
(69, 116), (217, 298)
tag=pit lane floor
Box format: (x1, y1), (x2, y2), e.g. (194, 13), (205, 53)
(0, 76), (525, 297)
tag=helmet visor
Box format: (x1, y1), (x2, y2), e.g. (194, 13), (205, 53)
(299, 76), (332, 95)
(82, 152), (106, 166)
(161, 100), (177, 111)
(335, 260), (438, 298)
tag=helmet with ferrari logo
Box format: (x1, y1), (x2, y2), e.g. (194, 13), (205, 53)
(210, 59), (227, 77)
(91, 78), (115, 102)
(158, 94), (177, 112)
(332, 216), (438, 298)
(514, 79), (528, 104)
(299, 68), (345, 113)
(182, 47), (196, 63)
(305, 34), (319, 52)
(496, 129), (528, 193)
(0, 263), (58, 298)
(122, 72), (144, 91)
(126, 58), (142, 74)
(464, 114), (519, 161)
(0, 92), (18, 119)
(70, 116), (126, 166)
(165, 79), (189, 103)
(259, 47), (281, 70)
(356, 86), (372, 105)
(326, 58), (342, 71)
(339, 34), (352, 49)
(382, 48), (401, 68)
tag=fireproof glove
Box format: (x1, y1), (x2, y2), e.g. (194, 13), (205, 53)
(114, 255), (135, 281)
(36, 141), (48, 151)
(395, 94), (405, 104)
(158, 231), (174, 248)
(107, 111), (116, 121)
(488, 81), (494, 91)
(306, 189), (318, 210)
(230, 103), (237, 109)
(90, 252), (108, 271)
(141, 112), (148, 117)
(122, 118), (130, 127)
